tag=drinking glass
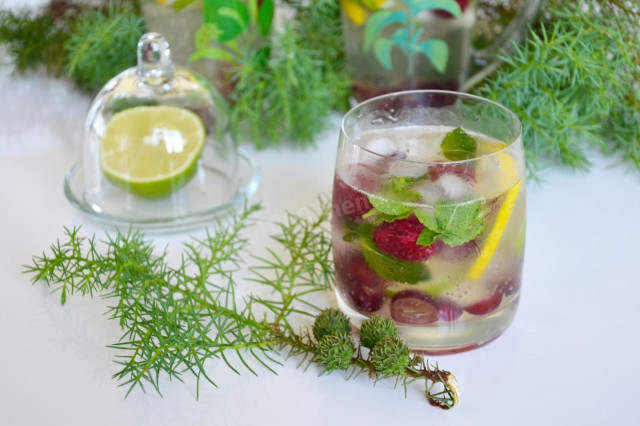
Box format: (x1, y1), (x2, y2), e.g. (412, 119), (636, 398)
(341, 0), (541, 102)
(331, 90), (525, 354)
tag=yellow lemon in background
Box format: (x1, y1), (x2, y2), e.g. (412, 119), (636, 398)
(341, 0), (387, 25)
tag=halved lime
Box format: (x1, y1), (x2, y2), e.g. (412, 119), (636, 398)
(100, 105), (206, 198)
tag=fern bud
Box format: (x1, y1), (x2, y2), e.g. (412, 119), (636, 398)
(312, 308), (351, 341)
(358, 315), (399, 349)
(317, 332), (355, 371)
(370, 335), (411, 376)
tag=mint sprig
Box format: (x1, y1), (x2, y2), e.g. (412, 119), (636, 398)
(441, 127), (477, 161)
(414, 201), (485, 247)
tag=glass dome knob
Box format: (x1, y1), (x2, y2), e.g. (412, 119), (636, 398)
(137, 32), (174, 85)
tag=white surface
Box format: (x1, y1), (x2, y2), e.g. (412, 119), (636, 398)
(2, 18), (640, 426)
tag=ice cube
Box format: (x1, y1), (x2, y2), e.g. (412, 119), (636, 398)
(345, 163), (383, 192)
(388, 161), (430, 179)
(362, 137), (403, 157)
(412, 136), (446, 162)
(414, 180), (445, 205)
(438, 173), (473, 200)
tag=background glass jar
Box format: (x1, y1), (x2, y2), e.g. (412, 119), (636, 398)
(341, 0), (541, 102)
(331, 90), (525, 354)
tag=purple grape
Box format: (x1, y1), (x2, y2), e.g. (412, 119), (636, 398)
(335, 253), (384, 312)
(435, 298), (463, 322)
(390, 290), (438, 325)
(498, 275), (522, 296)
(464, 292), (503, 315)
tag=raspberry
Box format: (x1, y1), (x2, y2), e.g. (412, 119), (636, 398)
(372, 215), (437, 261)
(332, 175), (372, 221)
(430, 163), (476, 183)
(433, 0), (470, 19)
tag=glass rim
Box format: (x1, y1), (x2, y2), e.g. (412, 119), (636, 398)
(340, 90), (523, 165)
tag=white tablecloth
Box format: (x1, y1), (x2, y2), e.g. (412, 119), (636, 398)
(1, 3), (639, 424)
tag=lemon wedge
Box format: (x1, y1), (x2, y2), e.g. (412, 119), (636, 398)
(466, 179), (523, 280)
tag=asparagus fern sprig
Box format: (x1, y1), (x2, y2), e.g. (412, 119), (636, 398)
(26, 205), (264, 396)
(24, 201), (458, 408)
(476, 0), (640, 177)
(0, 1), (144, 93)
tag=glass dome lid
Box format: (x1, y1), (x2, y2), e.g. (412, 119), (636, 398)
(64, 33), (259, 229)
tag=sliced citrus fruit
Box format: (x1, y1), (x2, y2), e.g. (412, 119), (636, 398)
(466, 178), (523, 281)
(100, 105), (206, 198)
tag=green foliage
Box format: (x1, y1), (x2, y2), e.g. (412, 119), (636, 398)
(191, 0), (349, 148)
(25, 200), (458, 408)
(312, 308), (352, 341)
(284, 0), (350, 112)
(229, 25), (335, 148)
(476, 0), (640, 176)
(358, 316), (399, 349)
(191, 0), (273, 62)
(65, 7), (145, 93)
(0, 1), (144, 93)
(26, 206), (262, 395)
(0, 6), (71, 76)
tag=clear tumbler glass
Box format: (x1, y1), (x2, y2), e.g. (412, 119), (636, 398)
(331, 90), (525, 354)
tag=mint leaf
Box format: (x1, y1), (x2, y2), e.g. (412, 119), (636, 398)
(434, 201), (485, 247)
(414, 201), (485, 247)
(441, 127), (477, 161)
(342, 221), (374, 243)
(360, 238), (431, 284)
(414, 209), (439, 232)
(416, 228), (437, 246)
(374, 211), (413, 225)
(368, 196), (413, 216)
(381, 176), (427, 202)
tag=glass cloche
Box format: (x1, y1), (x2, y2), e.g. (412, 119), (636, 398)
(64, 33), (259, 228)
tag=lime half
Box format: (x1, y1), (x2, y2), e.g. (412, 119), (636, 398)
(100, 105), (206, 198)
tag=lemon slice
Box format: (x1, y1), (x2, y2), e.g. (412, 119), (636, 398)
(341, 0), (367, 25)
(100, 105), (206, 198)
(466, 179), (523, 280)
